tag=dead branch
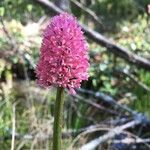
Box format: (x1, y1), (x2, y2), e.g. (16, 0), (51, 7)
(70, 0), (103, 28)
(72, 94), (118, 115)
(35, 0), (150, 71)
(79, 119), (143, 150)
(81, 24), (150, 71)
(55, 0), (71, 12)
(77, 89), (135, 114)
(112, 138), (150, 144)
(36, 0), (63, 14)
(77, 88), (150, 125)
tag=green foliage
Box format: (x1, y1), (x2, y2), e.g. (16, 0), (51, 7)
(131, 70), (150, 115)
(0, 0), (150, 149)
(115, 14), (149, 58)
(0, 0), (45, 23)
(91, 0), (149, 31)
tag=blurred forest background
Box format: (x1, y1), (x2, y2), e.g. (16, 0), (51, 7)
(0, 0), (150, 150)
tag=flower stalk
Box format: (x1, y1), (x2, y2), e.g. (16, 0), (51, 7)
(53, 87), (64, 150)
(35, 13), (89, 149)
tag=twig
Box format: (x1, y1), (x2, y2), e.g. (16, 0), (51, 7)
(35, 0), (150, 71)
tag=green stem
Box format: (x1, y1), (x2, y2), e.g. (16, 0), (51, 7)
(53, 87), (64, 150)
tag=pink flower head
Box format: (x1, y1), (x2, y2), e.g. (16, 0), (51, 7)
(36, 13), (89, 94)
(148, 4), (150, 14)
